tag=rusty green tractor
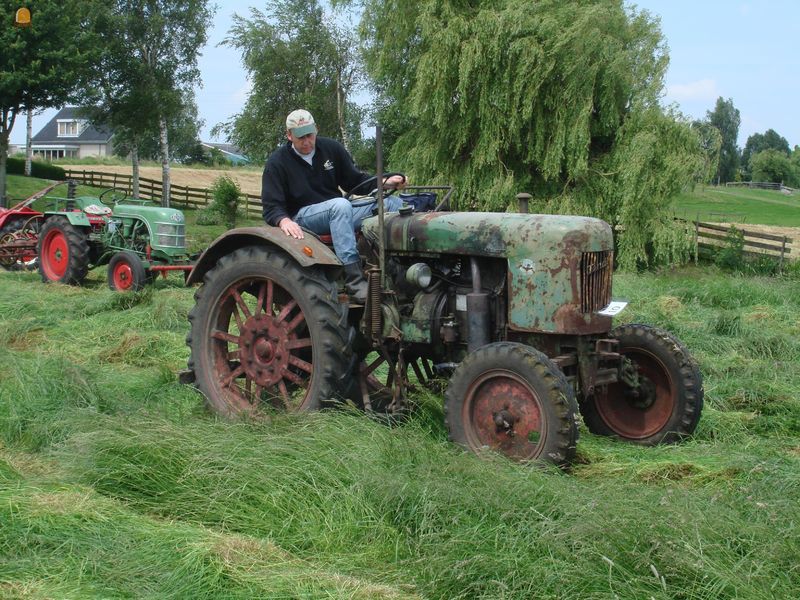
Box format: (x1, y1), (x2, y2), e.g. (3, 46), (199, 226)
(184, 174), (702, 468)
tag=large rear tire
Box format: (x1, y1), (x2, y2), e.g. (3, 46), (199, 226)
(187, 246), (353, 417)
(444, 342), (578, 467)
(579, 324), (703, 444)
(37, 216), (89, 284)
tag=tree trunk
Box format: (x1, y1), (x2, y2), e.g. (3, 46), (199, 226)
(25, 109), (33, 177)
(131, 145), (140, 199)
(336, 71), (349, 151)
(159, 115), (170, 208)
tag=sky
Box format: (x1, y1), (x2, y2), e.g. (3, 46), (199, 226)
(11, 1), (800, 150)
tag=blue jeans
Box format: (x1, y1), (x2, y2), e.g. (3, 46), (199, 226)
(294, 196), (403, 265)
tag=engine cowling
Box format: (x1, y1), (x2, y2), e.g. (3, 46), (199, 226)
(361, 211), (614, 334)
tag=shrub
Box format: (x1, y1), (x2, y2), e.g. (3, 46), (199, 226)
(714, 226), (745, 271)
(6, 157), (66, 180)
(208, 175), (242, 229)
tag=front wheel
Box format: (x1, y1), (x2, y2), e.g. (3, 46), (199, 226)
(108, 251), (147, 292)
(579, 324), (703, 444)
(187, 246), (353, 417)
(37, 216), (89, 284)
(444, 342), (578, 467)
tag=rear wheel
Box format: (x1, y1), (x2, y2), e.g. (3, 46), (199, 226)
(37, 216), (89, 284)
(445, 342), (578, 467)
(579, 324), (703, 444)
(108, 251), (147, 292)
(187, 246), (353, 417)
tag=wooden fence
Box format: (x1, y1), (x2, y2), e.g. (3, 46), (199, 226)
(725, 181), (795, 195)
(63, 169), (262, 216)
(694, 220), (793, 267)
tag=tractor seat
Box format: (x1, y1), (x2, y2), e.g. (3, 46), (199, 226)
(318, 234), (333, 244)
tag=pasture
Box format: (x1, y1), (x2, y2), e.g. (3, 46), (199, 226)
(673, 185), (800, 227)
(1, 180), (800, 598)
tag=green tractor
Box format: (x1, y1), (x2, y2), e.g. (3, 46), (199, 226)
(183, 152), (702, 467)
(36, 181), (193, 290)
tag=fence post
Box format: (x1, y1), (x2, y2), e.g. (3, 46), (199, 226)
(780, 236), (787, 271)
(694, 215), (699, 264)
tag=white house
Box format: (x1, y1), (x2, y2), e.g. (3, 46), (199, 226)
(30, 107), (113, 160)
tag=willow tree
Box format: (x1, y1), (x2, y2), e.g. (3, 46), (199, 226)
(348, 0), (703, 268)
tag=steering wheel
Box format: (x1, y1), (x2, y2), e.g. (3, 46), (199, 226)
(344, 172), (406, 200)
(99, 187), (128, 205)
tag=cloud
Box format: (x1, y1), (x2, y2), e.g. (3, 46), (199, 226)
(665, 79), (720, 102)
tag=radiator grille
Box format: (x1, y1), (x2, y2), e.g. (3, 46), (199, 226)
(580, 251), (613, 313)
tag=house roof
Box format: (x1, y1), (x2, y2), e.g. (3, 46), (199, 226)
(201, 142), (250, 164)
(31, 107), (113, 144)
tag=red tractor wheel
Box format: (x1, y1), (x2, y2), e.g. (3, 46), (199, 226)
(445, 342), (578, 467)
(108, 251), (147, 292)
(187, 246), (353, 417)
(579, 324), (704, 444)
(37, 217), (89, 284)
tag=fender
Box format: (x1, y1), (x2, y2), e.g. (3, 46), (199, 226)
(186, 226), (341, 286)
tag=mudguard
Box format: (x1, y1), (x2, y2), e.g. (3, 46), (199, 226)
(186, 226), (341, 286)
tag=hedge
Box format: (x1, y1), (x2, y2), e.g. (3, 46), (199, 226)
(5, 157), (66, 180)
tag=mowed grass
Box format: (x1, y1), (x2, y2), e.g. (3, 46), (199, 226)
(2, 175), (800, 597)
(2, 255), (800, 598)
(673, 185), (800, 226)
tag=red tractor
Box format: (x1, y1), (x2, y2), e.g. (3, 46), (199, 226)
(0, 183), (57, 272)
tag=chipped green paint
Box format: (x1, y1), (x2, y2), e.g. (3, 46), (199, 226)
(362, 211), (614, 334)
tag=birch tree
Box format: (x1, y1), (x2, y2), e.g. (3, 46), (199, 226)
(216, 0), (366, 161)
(91, 0), (213, 207)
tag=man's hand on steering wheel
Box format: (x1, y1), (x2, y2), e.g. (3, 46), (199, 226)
(344, 172), (406, 199)
(384, 174), (406, 191)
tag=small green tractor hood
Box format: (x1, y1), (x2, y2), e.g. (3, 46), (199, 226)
(362, 211), (615, 334)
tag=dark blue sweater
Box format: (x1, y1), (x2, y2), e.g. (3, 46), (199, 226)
(261, 137), (370, 225)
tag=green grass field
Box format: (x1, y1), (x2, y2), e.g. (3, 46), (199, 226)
(2, 176), (800, 598)
(673, 185), (800, 226)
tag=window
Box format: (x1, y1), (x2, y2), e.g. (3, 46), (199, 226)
(57, 120), (81, 137)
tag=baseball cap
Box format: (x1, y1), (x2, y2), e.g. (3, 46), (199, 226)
(286, 109), (317, 137)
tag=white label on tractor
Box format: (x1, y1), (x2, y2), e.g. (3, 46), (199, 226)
(519, 259), (536, 274)
(599, 301), (628, 317)
(456, 294), (467, 312)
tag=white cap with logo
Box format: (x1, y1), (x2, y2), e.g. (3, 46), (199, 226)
(286, 109), (317, 137)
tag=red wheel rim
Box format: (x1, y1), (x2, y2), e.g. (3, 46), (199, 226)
(463, 369), (545, 461)
(211, 278), (313, 413)
(112, 260), (134, 290)
(596, 349), (674, 439)
(42, 229), (69, 280)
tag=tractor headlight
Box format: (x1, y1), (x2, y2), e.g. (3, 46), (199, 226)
(155, 223), (185, 248)
(405, 263), (432, 289)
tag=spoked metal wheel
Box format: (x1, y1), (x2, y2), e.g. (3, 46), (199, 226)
(188, 246), (352, 417)
(355, 350), (441, 416)
(445, 342), (578, 467)
(0, 219), (40, 271)
(579, 324), (703, 444)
